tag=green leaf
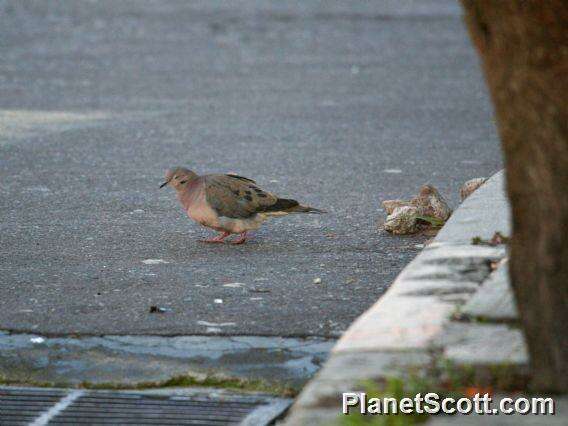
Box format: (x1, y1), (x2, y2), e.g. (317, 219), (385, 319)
(415, 215), (445, 227)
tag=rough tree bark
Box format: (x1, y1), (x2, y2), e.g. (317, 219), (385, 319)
(460, 1), (568, 392)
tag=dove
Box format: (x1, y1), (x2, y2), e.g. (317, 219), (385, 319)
(160, 167), (325, 244)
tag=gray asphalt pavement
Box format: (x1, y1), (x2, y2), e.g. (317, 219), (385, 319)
(0, 0), (501, 337)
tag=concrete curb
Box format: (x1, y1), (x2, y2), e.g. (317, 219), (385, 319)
(333, 171), (510, 354)
(284, 171), (517, 425)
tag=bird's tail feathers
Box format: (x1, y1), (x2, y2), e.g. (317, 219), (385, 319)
(275, 199), (327, 214)
(287, 204), (327, 214)
(259, 198), (327, 215)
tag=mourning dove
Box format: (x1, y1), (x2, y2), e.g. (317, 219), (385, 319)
(160, 167), (325, 244)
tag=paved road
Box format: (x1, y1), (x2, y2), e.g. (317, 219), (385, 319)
(0, 1), (501, 337)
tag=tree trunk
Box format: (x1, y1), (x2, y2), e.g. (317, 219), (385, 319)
(460, 1), (568, 393)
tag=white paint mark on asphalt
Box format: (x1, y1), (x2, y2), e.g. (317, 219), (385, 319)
(0, 110), (109, 145)
(30, 337), (45, 344)
(383, 168), (403, 174)
(30, 390), (85, 426)
(214, 299), (223, 304)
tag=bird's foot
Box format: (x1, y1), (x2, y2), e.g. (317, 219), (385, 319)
(201, 232), (230, 243)
(230, 232), (247, 245)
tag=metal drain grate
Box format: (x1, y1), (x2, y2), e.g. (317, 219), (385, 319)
(0, 387), (291, 426)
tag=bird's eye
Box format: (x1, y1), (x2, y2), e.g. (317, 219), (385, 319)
(180, 180), (188, 184)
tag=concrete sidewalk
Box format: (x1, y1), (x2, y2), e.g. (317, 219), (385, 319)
(285, 172), (566, 425)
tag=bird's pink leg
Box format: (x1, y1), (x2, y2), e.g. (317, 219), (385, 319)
(201, 231), (230, 243)
(230, 231), (248, 245)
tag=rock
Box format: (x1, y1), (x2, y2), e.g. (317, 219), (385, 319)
(410, 185), (452, 221)
(382, 199), (408, 215)
(381, 185), (452, 235)
(383, 206), (421, 234)
(460, 177), (488, 201)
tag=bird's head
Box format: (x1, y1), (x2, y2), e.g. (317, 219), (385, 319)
(160, 167), (198, 191)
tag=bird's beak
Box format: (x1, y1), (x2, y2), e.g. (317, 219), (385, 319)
(159, 180), (169, 188)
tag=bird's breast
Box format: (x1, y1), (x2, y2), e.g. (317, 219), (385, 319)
(181, 189), (220, 228)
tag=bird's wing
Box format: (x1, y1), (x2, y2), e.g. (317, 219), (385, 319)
(204, 174), (281, 218)
(224, 173), (256, 184)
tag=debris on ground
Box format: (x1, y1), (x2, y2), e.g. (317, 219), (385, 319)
(472, 231), (510, 246)
(149, 306), (171, 313)
(460, 177), (488, 201)
(142, 259), (170, 265)
(383, 205), (422, 234)
(313, 278), (322, 284)
(381, 185), (452, 235)
(222, 282), (246, 288)
(249, 288), (271, 293)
